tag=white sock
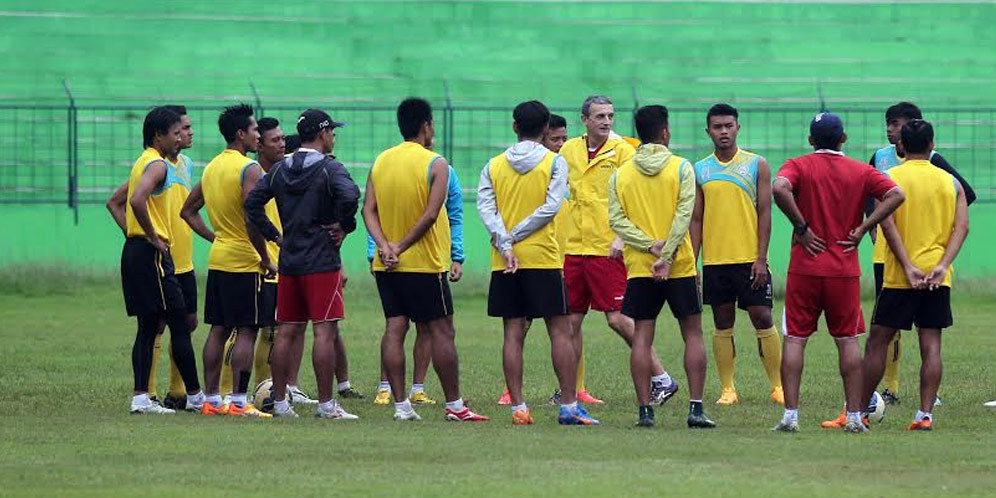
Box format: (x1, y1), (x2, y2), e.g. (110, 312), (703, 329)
(287, 384), (299, 392)
(337, 381), (351, 391)
(651, 373), (672, 385)
(410, 383), (425, 395)
(562, 401), (579, 412)
(206, 394), (223, 407)
(512, 403), (528, 413)
(318, 399), (337, 413)
(395, 399), (413, 413)
(132, 394), (151, 406)
(915, 410), (931, 422)
(782, 408), (798, 422)
(379, 380), (390, 391)
(846, 411), (862, 423)
(230, 394), (247, 407)
(187, 391), (205, 404)
(445, 398), (465, 412)
(690, 399), (703, 404)
(274, 398), (290, 413)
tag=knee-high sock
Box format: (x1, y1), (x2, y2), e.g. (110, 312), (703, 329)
(148, 333), (163, 398)
(883, 333), (902, 393)
(756, 326), (782, 390)
(253, 327), (275, 387)
(219, 331), (237, 396)
(166, 337), (186, 397)
(713, 328), (736, 392)
(575, 346), (586, 393)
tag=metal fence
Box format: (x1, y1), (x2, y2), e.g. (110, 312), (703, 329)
(1, 101), (993, 223)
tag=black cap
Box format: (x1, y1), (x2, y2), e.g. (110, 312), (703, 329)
(296, 108), (347, 137)
(810, 112), (844, 142)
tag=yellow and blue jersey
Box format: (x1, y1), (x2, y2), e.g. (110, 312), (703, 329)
(693, 149), (761, 265)
(166, 154), (194, 273)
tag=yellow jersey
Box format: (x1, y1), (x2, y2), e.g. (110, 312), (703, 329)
(125, 147), (172, 242)
(487, 150), (561, 271)
(166, 154), (194, 273)
(369, 141), (450, 273)
(693, 149), (761, 265)
(201, 149), (262, 273)
(883, 159), (958, 289)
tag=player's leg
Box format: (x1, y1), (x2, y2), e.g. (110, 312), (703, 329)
(860, 324), (898, 412)
(827, 276), (867, 433)
(502, 317), (528, 415)
(375, 345), (391, 405)
(546, 315), (578, 407)
(631, 317), (657, 421)
(271, 322), (306, 417)
(776, 273), (819, 432)
(874, 262), (902, 404)
(676, 308), (714, 428)
(333, 333), (362, 398)
(748, 305), (782, 404)
(381, 316), (411, 406)
(218, 330), (237, 398)
(410, 321), (434, 404)
(201, 324), (232, 411)
(130, 313), (165, 412)
(226, 326), (259, 412)
(776, 335), (807, 432)
(286, 327), (317, 404)
(710, 302), (738, 405)
(163, 310), (202, 404)
(312, 320), (356, 419)
(910, 286), (951, 430)
(148, 330), (164, 401)
(164, 272), (198, 410)
(253, 326), (274, 387)
(563, 255), (591, 401)
(569, 312), (588, 397)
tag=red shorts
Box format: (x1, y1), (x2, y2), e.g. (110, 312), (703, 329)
(564, 255), (627, 313)
(784, 273), (864, 338)
(276, 270), (345, 323)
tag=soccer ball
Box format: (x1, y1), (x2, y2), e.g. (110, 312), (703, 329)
(868, 391), (886, 423)
(253, 378), (275, 413)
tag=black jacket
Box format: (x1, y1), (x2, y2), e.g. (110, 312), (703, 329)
(245, 150), (360, 276)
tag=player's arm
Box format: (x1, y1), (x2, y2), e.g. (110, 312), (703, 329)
(508, 155), (567, 242)
(241, 163), (275, 278)
(931, 153), (977, 206)
(476, 160), (517, 272)
(658, 161), (696, 264)
(129, 160), (169, 253)
(880, 214), (923, 288)
(327, 160), (361, 235)
(609, 144), (637, 260)
(180, 182), (215, 242)
(244, 167), (280, 243)
(925, 180), (970, 289)
(865, 153), (878, 243)
(607, 171), (655, 252)
(397, 157), (448, 254)
(690, 184), (704, 262)
(838, 169), (905, 252)
(361, 173), (395, 268)
(106, 181), (128, 234)
(446, 166), (465, 265)
(772, 167), (826, 256)
(753, 157), (772, 287)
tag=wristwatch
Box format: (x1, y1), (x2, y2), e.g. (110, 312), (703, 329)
(793, 222), (809, 236)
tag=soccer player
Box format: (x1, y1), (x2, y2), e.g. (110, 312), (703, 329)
(866, 102), (976, 406)
(181, 103), (273, 418)
(117, 106), (204, 414)
(771, 112), (904, 433)
(246, 109), (360, 419)
(609, 105), (713, 428)
(560, 96), (678, 406)
(479, 100), (598, 426)
(691, 104), (783, 406)
(363, 97), (488, 422)
(860, 119), (969, 431)
(370, 140), (464, 407)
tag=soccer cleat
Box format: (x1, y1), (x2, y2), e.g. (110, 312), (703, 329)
(984, 400), (996, 409)
(772, 420), (799, 433)
(881, 389), (900, 405)
(577, 389), (604, 405)
(715, 388), (739, 405)
(636, 406), (655, 427)
(558, 405), (600, 426)
(934, 395), (943, 407)
(184, 396), (205, 413)
(288, 386), (319, 405)
(445, 407), (491, 422)
(200, 401), (227, 416)
(163, 393), (187, 411)
(316, 400), (359, 420)
(770, 387), (785, 406)
(687, 413), (717, 429)
(273, 406), (299, 418)
(227, 403), (273, 418)
(908, 419), (932, 431)
(374, 389), (392, 405)
(411, 390), (437, 405)
(393, 408), (422, 421)
(512, 408), (533, 425)
(149, 395), (162, 405)
(337, 387), (365, 399)
(820, 410), (847, 429)
(548, 389), (562, 406)
(130, 401), (175, 415)
(497, 389), (511, 405)
(651, 379), (680, 406)
(843, 420), (869, 433)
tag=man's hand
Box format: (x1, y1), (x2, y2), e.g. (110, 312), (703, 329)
(750, 259), (769, 290)
(609, 237), (624, 260)
(323, 222), (345, 247)
(837, 226), (867, 254)
(502, 249), (519, 274)
(651, 259), (671, 281)
(903, 264), (926, 289)
(924, 264), (948, 290)
(649, 239), (665, 258)
(378, 243), (399, 271)
(147, 235), (168, 255)
(261, 260), (277, 280)
(793, 228), (827, 257)
(341, 270), (348, 289)
(449, 262), (463, 282)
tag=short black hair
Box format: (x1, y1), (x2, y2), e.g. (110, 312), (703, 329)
(634, 105), (669, 144)
(706, 103), (738, 125)
(549, 114), (567, 129)
(513, 100), (551, 138)
(397, 98), (433, 140)
(284, 134), (301, 154)
(257, 117), (280, 137)
(900, 119), (934, 155)
(163, 104), (187, 117)
(143, 106), (181, 148)
(885, 102), (922, 121)
(218, 103), (254, 143)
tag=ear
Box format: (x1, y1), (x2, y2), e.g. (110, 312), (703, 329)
(808, 136), (815, 147)
(513, 121), (520, 135)
(840, 132), (848, 145)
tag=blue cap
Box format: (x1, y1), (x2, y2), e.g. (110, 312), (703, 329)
(810, 112), (843, 141)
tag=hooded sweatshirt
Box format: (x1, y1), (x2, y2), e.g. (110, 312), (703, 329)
(477, 140), (568, 253)
(245, 148), (360, 276)
(608, 143), (695, 263)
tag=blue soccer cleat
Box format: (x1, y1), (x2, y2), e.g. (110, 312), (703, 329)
(558, 404), (600, 426)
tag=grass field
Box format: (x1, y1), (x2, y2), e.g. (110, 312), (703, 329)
(2, 275), (995, 496)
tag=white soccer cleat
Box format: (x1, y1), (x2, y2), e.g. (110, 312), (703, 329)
(131, 401), (176, 415)
(772, 420), (799, 433)
(984, 400), (996, 409)
(185, 395), (205, 413)
(289, 386), (319, 405)
(393, 408), (422, 421)
(274, 406), (299, 418)
(316, 400), (359, 420)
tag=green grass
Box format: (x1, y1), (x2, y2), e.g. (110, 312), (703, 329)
(2, 278), (996, 496)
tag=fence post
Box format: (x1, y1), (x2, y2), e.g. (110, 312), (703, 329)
(817, 80), (827, 112)
(62, 79), (79, 225)
(443, 78), (454, 163)
(250, 81), (264, 117)
(631, 82), (640, 138)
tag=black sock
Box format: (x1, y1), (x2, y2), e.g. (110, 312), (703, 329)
(639, 405), (654, 419)
(165, 313), (200, 392)
(132, 314), (161, 392)
(689, 401), (704, 416)
(237, 370), (252, 395)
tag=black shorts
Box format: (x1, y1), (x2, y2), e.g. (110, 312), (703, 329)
(622, 277), (702, 321)
(259, 281), (278, 327)
(204, 269), (265, 328)
(176, 270), (198, 315)
(872, 287), (953, 331)
(874, 263), (884, 296)
(120, 237), (186, 317)
(702, 263), (772, 310)
(375, 271), (453, 323)
(488, 269), (569, 319)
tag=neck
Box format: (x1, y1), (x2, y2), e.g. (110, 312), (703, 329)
(586, 133), (607, 150)
(714, 144), (737, 162)
(905, 152), (930, 161)
(518, 136), (542, 144)
(227, 142), (247, 155)
(300, 140), (324, 152)
(259, 157), (276, 172)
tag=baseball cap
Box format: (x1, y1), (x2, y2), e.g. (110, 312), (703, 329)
(810, 112), (844, 141)
(297, 108), (347, 137)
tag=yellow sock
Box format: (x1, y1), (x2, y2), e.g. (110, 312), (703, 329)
(575, 346), (586, 393)
(166, 338), (187, 397)
(756, 326), (782, 390)
(148, 333), (163, 398)
(883, 333), (902, 393)
(253, 327), (275, 387)
(712, 328), (736, 392)
(219, 331), (237, 396)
